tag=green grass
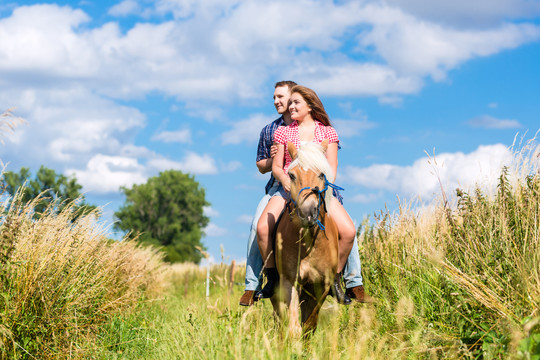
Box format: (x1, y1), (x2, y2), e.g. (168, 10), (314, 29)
(0, 192), (167, 359)
(2, 143), (540, 359)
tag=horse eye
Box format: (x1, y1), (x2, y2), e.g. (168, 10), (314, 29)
(319, 173), (325, 180)
(289, 173), (296, 181)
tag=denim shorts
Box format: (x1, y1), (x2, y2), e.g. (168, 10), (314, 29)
(271, 183), (291, 201)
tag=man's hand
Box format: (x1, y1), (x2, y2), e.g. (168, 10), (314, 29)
(270, 143), (278, 158)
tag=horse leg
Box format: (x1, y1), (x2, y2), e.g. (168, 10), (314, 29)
(280, 278), (301, 337)
(300, 284), (329, 335)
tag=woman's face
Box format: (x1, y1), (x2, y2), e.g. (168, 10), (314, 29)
(289, 93), (311, 121)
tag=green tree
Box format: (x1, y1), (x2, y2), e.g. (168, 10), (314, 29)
(2, 165), (96, 218)
(114, 170), (210, 264)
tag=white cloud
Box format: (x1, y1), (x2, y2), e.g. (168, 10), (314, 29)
(68, 150), (220, 195)
(300, 63), (423, 97)
(351, 192), (381, 204)
(344, 144), (514, 200)
(67, 154), (147, 194)
(0, 87), (145, 168)
(357, 4), (540, 81)
(467, 115), (522, 129)
(204, 206), (220, 217)
(221, 114), (275, 145)
(151, 129), (192, 143)
(147, 152), (219, 174)
(204, 222), (228, 237)
(221, 161), (242, 172)
(333, 119), (377, 138)
(236, 214), (253, 224)
(1, 2), (539, 103)
(383, 0), (540, 28)
(108, 0), (140, 17)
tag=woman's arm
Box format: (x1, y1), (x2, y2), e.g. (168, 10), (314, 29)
(326, 142), (338, 183)
(272, 143), (290, 192)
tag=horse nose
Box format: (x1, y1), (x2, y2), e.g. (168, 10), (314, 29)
(305, 206), (318, 222)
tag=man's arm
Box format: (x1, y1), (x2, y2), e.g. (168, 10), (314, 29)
(256, 144), (278, 174)
(256, 158), (272, 174)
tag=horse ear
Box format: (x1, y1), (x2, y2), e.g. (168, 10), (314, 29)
(320, 139), (329, 153)
(287, 142), (297, 159)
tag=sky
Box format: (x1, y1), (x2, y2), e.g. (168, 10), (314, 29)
(1, 0), (539, 264)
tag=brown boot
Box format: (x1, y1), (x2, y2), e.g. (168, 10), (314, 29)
(345, 285), (375, 303)
(239, 290), (257, 306)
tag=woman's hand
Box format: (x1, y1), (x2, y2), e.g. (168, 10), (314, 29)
(282, 176), (291, 192)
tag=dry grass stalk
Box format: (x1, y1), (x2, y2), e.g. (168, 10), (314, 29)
(0, 109), (26, 144)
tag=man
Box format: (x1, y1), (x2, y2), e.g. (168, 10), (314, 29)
(239, 81), (372, 306)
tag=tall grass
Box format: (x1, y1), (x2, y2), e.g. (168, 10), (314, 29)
(112, 140), (540, 359)
(0, 192), (168, 359)
(2, 125), (538, 358)
(359, 141), (540, 358)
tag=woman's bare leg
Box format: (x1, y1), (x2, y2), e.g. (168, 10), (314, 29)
(329, 200), (356, 273)
(257, 195), (286, 269)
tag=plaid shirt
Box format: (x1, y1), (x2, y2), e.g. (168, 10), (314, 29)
(274, 120), (339, 173)
(257, 116), (285, 194)
(270, 120), (344, 203)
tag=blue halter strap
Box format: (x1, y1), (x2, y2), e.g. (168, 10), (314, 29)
(294, 174), (344, 231)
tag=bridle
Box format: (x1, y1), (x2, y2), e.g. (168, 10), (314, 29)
(290, 174), (344, 231)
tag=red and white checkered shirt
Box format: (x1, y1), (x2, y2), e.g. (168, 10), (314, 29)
(273, 121), (339, 173)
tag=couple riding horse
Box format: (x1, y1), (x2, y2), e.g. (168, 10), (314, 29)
(254, 85), (366, 334)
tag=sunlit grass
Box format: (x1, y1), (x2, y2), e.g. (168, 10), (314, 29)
(0, 191), (167, 359)
(2, 139), (539, 359)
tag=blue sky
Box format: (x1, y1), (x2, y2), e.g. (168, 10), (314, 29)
(1, 0), (539, 263)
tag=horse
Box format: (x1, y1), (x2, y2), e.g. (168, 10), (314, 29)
(271, 139), (340, 336)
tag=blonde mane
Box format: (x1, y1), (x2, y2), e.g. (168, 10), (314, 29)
(288, 142), (333, 205)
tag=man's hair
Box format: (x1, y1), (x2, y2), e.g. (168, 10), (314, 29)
(274, 80), (297, 90)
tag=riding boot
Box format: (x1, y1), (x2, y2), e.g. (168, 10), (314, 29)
(330, 272), (352, 305)
(255, 268), (278, 300)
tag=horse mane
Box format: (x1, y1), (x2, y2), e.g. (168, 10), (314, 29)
(288, 142), (333, 205)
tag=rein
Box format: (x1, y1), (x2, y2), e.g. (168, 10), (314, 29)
(291, 174), (344, 231)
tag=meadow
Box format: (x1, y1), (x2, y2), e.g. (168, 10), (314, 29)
(1, 141), (539, 359)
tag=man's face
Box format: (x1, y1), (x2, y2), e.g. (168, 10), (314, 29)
(273, 86), (291, 114)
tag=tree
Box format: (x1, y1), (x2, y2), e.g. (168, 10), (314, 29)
(2, 165), (96, 219)
(114, 170), (210, 264)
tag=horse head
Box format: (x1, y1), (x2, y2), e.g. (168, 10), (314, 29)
(286, 139), (331, 228)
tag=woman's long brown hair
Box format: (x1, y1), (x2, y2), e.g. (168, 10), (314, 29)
(290, 85), (332, 126)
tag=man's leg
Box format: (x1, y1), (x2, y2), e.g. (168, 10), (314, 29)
(343, 236), (374, 303)
(240, 193), (271, 306)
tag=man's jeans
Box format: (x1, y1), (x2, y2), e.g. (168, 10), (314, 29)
(343, 238), (363, 288)
(244, 191), (273, 292)
(244, 186), (364, 291)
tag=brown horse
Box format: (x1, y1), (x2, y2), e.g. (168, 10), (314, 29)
(271, 139), (339, 335)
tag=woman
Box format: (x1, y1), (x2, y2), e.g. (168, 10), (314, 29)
(256, 85), (356, 304)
